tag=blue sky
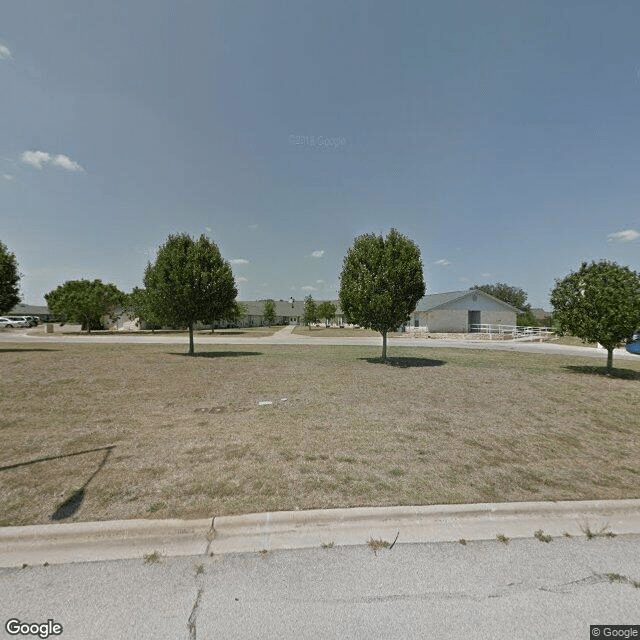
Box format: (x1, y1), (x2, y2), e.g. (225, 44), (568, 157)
(2, 0), (639, 309)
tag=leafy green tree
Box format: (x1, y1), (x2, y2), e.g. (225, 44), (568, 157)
(218, 301), (246, 331)
(339, 228), (426, 360)
(516, 309), (539, 327)
(0, 240), (21, 314)
(128, 287), (163, 331)
(316, 301), (337, 327)
(471, 283), (528, 310)
(45, 279), (125, 332)
(550, 260), (640, 373)
(303, 295), (318, 326)
(139, 234), (237, 355)
(262, 299), (276, 327)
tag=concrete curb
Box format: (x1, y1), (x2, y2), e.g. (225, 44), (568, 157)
(0, 518), (214, 567)
(210, 499), (640, 553)
(2, 500), (640, 567)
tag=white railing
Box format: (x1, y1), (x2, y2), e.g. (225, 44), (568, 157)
(468, 324), (555, 340)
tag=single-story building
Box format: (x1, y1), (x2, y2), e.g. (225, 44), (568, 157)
(107, 291), (520, 333)
(226, 299), (345, 328)
(403, 290), (520, 333)
(7, 303), (55, 322)
(107, 299), (348, 330)
(531, 308), (552, 325)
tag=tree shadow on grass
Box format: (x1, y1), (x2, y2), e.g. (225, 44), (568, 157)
(201, 331), (265, 336)
(0, 348), (60, 353)
(564, 365), (640, 380)
(359, 357), (446, 368)
(170, 351), (263, 358)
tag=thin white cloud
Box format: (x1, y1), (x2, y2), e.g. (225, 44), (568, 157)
(21, 150), (85, 172)
(236, 277), (248, 283)
(316, 279), (324, 284)
(434, 259), (450, 266)
(2, 174), (14, 181)
(21, 151), (51, 170)
(310, 250), (325, 258)
(248, 224), (258, 231)
(230, 258), (249, 265)
(205, 226), (212, 233)
(301, 285), (317, 291)
(481, 273), (491, 277)
(0, 44), (13, 61)
(607, 229), (640, 243)
(51, 154), (84, 172)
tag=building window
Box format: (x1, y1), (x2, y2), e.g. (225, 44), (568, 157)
(414, 318), (419, 327)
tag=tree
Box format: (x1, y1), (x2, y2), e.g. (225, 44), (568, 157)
(0, 240), (21, 314)
(516, 308), (539, 327)
(220, 301), (246, 330)
(550, 260), (640, 373)
(138, 234), (237, 355)
(45, 279), (125, 332)
(303, 295), (318, 326)
(339, 228), (426, 360)
(471, 282), (528, 311)
(316, 301), (337, 327)
(262, 299), (276, 327)
(128, 287), (163, 331)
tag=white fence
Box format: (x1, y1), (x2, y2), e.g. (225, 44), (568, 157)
(468, 324), (555, 341)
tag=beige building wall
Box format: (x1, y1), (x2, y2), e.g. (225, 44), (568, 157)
(407, 308), (517, 332)
(480, 311), (516, 326)
(426, 310), (468, 332)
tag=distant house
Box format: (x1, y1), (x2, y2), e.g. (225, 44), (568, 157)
(107, 299), (348, 330)
(8, 303), (54, 322)
(530, 308), (552, 326)
(210, 299), (346, 328)
(403, 290), (520, 333)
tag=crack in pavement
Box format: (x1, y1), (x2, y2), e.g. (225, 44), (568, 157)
(187, 588), (203, 640)
(539, 571), (640, 594)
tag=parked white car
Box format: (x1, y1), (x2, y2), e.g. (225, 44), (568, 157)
(0, 316), (30, 328)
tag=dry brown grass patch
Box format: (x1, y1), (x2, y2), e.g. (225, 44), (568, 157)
(1, 342), (639, 526)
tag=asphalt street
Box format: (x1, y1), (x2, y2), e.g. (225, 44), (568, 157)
(2, 536), (639, 640)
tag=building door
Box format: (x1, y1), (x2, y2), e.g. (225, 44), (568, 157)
(468, 310), (481, 332)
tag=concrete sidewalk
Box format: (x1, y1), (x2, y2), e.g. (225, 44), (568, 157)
(3, 499), (640, 568)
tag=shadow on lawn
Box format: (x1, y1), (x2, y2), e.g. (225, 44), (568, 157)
(171, 351), (263, 358)
(564, 365), (640, 380)
(50, 446), (115, 521)
(0, 348), (60, 353)
(359, 357), (446, 368)
(201, 331), (264, 336)
(0, 445), (115, 521)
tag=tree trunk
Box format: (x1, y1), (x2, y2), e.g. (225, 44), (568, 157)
(188, 323), (194, 355)
(606, 347), (613, 374)
(381, 331), (388, 360)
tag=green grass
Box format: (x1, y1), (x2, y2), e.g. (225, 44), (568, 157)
(1, 342), (639, 526)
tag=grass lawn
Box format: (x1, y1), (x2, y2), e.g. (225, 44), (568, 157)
(1, 342), (639, 526)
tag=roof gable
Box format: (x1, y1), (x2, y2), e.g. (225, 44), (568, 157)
(414, 290), (521, 312)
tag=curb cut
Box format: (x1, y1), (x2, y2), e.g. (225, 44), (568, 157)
(2, 500), (640, 567)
